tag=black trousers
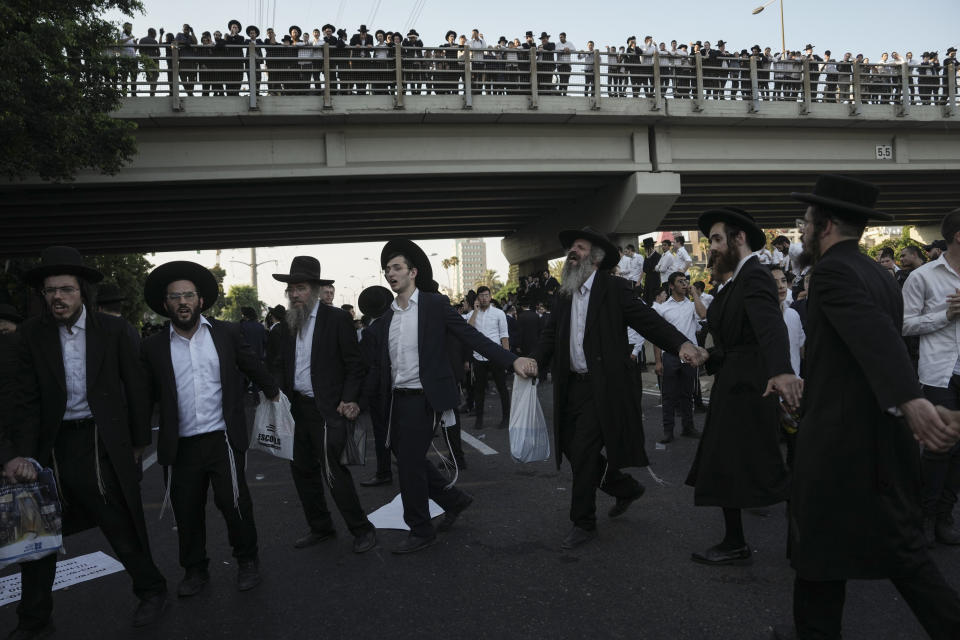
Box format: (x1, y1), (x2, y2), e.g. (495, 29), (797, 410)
(18, 423), (166, 630)
(472, 358), (509, 425)
(170, 431), (257, 570)
(370, 404), (392, 477)
(561, 375), (643, 530)
(390, 393), (468, 538)
(290, 394), (373, 537)
(921, 378), (960, 519)
(793, 559), (960, 639)
(661, 352), (696, 435)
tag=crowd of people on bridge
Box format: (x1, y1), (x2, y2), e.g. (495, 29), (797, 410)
(113, 20), (960, 105)
(2, 173), (960, 639)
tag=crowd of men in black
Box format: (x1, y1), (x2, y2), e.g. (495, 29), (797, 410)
(114, 21), (959, 104)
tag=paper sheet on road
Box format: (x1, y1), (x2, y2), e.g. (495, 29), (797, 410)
(0, 551), (125, 607)
(368, 493), (444, 531)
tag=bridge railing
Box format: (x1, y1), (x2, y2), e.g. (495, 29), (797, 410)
(112, 44), (959, 117)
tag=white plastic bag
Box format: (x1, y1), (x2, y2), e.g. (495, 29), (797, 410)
(508, 375), (550, 463)
(0, 460), (63, 569)
(249, 391), (295, 461)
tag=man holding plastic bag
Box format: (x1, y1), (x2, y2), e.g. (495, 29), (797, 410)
(531, 228), (708, 550)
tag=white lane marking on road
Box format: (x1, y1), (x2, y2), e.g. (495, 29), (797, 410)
(461, 431), (498, 455)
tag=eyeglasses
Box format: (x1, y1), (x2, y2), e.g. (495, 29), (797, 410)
(796, 218), (808, 231)
(166, 291), (197, 301)
(41, 286), (79, 297)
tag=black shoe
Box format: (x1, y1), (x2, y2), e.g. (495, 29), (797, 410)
(681, 429), (702, 439)
(609, 485), (646, 518)
(177, 568), (209, 597)
(437, 493), (474, 533)
(353, 529), (378, 553)
(359, 473), (392, 487)
(935, 517), (960, 545)
(560, 526), (597, 550)
(392, 534), (437, 554)
(132, 592), (167, 627)
(5, 623), (55, 640)
(237, 560), (261, 591)
(294, 529), (336, 548)
(658, 435), (674, 444)
(691, 544), (752, 566)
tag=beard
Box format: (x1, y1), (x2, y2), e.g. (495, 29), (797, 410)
(558, 252), (596, 297)
(710, 244), (741, 279)
(286, 289), (321, 333)
(796, 233), (820, 270)
(168, 304), (202, 331)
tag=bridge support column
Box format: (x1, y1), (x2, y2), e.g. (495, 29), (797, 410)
(501, 171), (681, 268)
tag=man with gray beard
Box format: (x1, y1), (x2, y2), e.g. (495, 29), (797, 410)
(532, 227), (708, 549)
(267, 256), (377, 554)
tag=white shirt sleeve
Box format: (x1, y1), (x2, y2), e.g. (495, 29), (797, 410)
(902, 270), (950, 337)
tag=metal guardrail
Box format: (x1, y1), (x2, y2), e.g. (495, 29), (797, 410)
(113, 44), (959, 117)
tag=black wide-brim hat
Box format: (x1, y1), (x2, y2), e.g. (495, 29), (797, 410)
(789, 174), (892, 222)
(407, 29), (419, 37)
(642, 237), (656, 248)
(144, 261), (219, 317)
(246, 25), (260, 37)
(228, 19), (242, 32)
(358, 285), (394, 318)
(289, 25), (302, 36)
(24, 246), (104, 288)
(540, 32), (551, 39)
(272, 256), (334, 286)
(0, 304), (23, 324)
(698, 207), (767, 252)
(446, 30), (457, 40)
(96, 282), (127, 305)
(380, 239), (434, 288)
(322, 24), (336, 33)
(558, 227), (619, 271)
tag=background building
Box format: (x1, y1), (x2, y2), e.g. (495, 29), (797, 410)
(455, 237), (487, 296)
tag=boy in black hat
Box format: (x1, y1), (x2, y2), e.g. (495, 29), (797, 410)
(141, 262), (279, 596)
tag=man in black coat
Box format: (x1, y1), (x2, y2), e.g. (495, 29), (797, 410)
(531, 227), (707, 550)
(641, 237), (661, 305)
(364, 239), (536, 553)
(537, 32), (556, 95)
(356, 285), (397, 487)
(780, 175), (960, 640)
(140, 262), (280, 597)
(685, 208), (802, 566)
(515, 298), (542, 356)
(11, 247), (167, 637)
(267, 256), (377, 554)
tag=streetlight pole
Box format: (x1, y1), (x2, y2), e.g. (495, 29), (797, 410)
(753, 0), (786, 56)
(230, 248), (277, 295)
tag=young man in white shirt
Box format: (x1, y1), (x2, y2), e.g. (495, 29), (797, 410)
(556, 32), (576, 96)
(673, 235), (693, 275)
(655, 238), (677, 284)
(466, 286), (511, 428)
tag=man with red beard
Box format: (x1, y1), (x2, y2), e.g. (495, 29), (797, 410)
(140, 261), (279, 597)
(686, 208), (802, 567)
(531, 227), (708, 549)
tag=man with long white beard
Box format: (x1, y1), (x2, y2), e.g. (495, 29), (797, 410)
(531, 227), (708, 549)
(267, 256), (377, 555)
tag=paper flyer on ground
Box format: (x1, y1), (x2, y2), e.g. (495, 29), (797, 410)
(0, 551), (125, 607)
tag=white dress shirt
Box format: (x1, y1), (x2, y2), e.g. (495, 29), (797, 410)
(569, 271), (596, 373)
(674, 246), (693, 274)
(293, 301), (319, 397)
(655, 296), (700, 344)
(557, 40), (575, 63)
(902, 255), (960, 388)
(466, 305), (508, 361)
(389, 289), (422, 389)
(627, 327), (645, 357)
(170, 316), (227, 437)
(617, 254), (642, 282)
(656, 251), (678, 283)
(699, 292), (715, 308)
(60, 306), (92, 420)
(782, 307), (805, 377)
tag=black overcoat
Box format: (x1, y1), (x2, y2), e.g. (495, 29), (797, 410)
(18, 310), (153, 545)
(532, 273), (687, 470)
(790, 240), (925, 580)
(685, 256), (793, 507)
(141, 318), (279, 466)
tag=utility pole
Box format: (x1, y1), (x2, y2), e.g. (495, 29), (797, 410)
(230, 248), (276, 295)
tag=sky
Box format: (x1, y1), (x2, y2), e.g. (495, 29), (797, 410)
(114, 1), (958, 308)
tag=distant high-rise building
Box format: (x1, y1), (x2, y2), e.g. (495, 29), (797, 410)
(455, 238), (487, 296)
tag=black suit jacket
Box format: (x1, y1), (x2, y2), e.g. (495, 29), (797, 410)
(141, 318), (279, 466)
(365, 290), (517, 418)
(516, 309), (541, 355)
(268, 303), (364, 423)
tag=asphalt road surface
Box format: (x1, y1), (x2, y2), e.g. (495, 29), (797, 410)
(1, 375), (957, 640)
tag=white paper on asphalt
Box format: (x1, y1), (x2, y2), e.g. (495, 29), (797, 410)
(368, 493), (444, 531)
(0, 551), (125, 607)
(461, 431), (498, 455)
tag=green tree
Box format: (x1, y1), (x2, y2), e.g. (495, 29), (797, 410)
(865, 226), (924, 261)
(218, 284), (265, 322)
(89, 253), (151, 325)
(1, 0), (143, 181)
(549, 258), (564, 283)
(207, 264), (227, 318)
(474, 269), (503, 293)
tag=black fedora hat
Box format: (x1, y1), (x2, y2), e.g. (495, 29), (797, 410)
(322, 24), (336, 33)
(924, 239), (947, 252)
(358, 285), (394, 318)
(557, 226), (619, 270)
(380, 239), (434, 289)
(407, 29), (419, 37)
(358, 24), (368, 32)
(96, 282), (127, 305)
(228, 19), (242, 32)
(698, 207), (767, 252)
(790, 174), (892, 222)
(246, 25), (260, 38)
(540, 32), (551, 39)
(272, 256), (334, 285)
(642, 237), (656, 248)
(525, 31), (534, 38)
(0, 303), (23, 324)
(289, 25), (302, 36)
(24, 246), (103, 288)
(144, 261), (219, 317)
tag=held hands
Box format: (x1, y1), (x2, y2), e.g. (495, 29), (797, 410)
(133, 446), (145, 465)
(677, 342), (708, 367)
(3, 457), (37, 483)
(337, 401), (360, 421)
(654, 360), (663, 376)
(513, 357), (538, 379)
(907, 401), (960, 452)
(763, 373), (804, 411)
